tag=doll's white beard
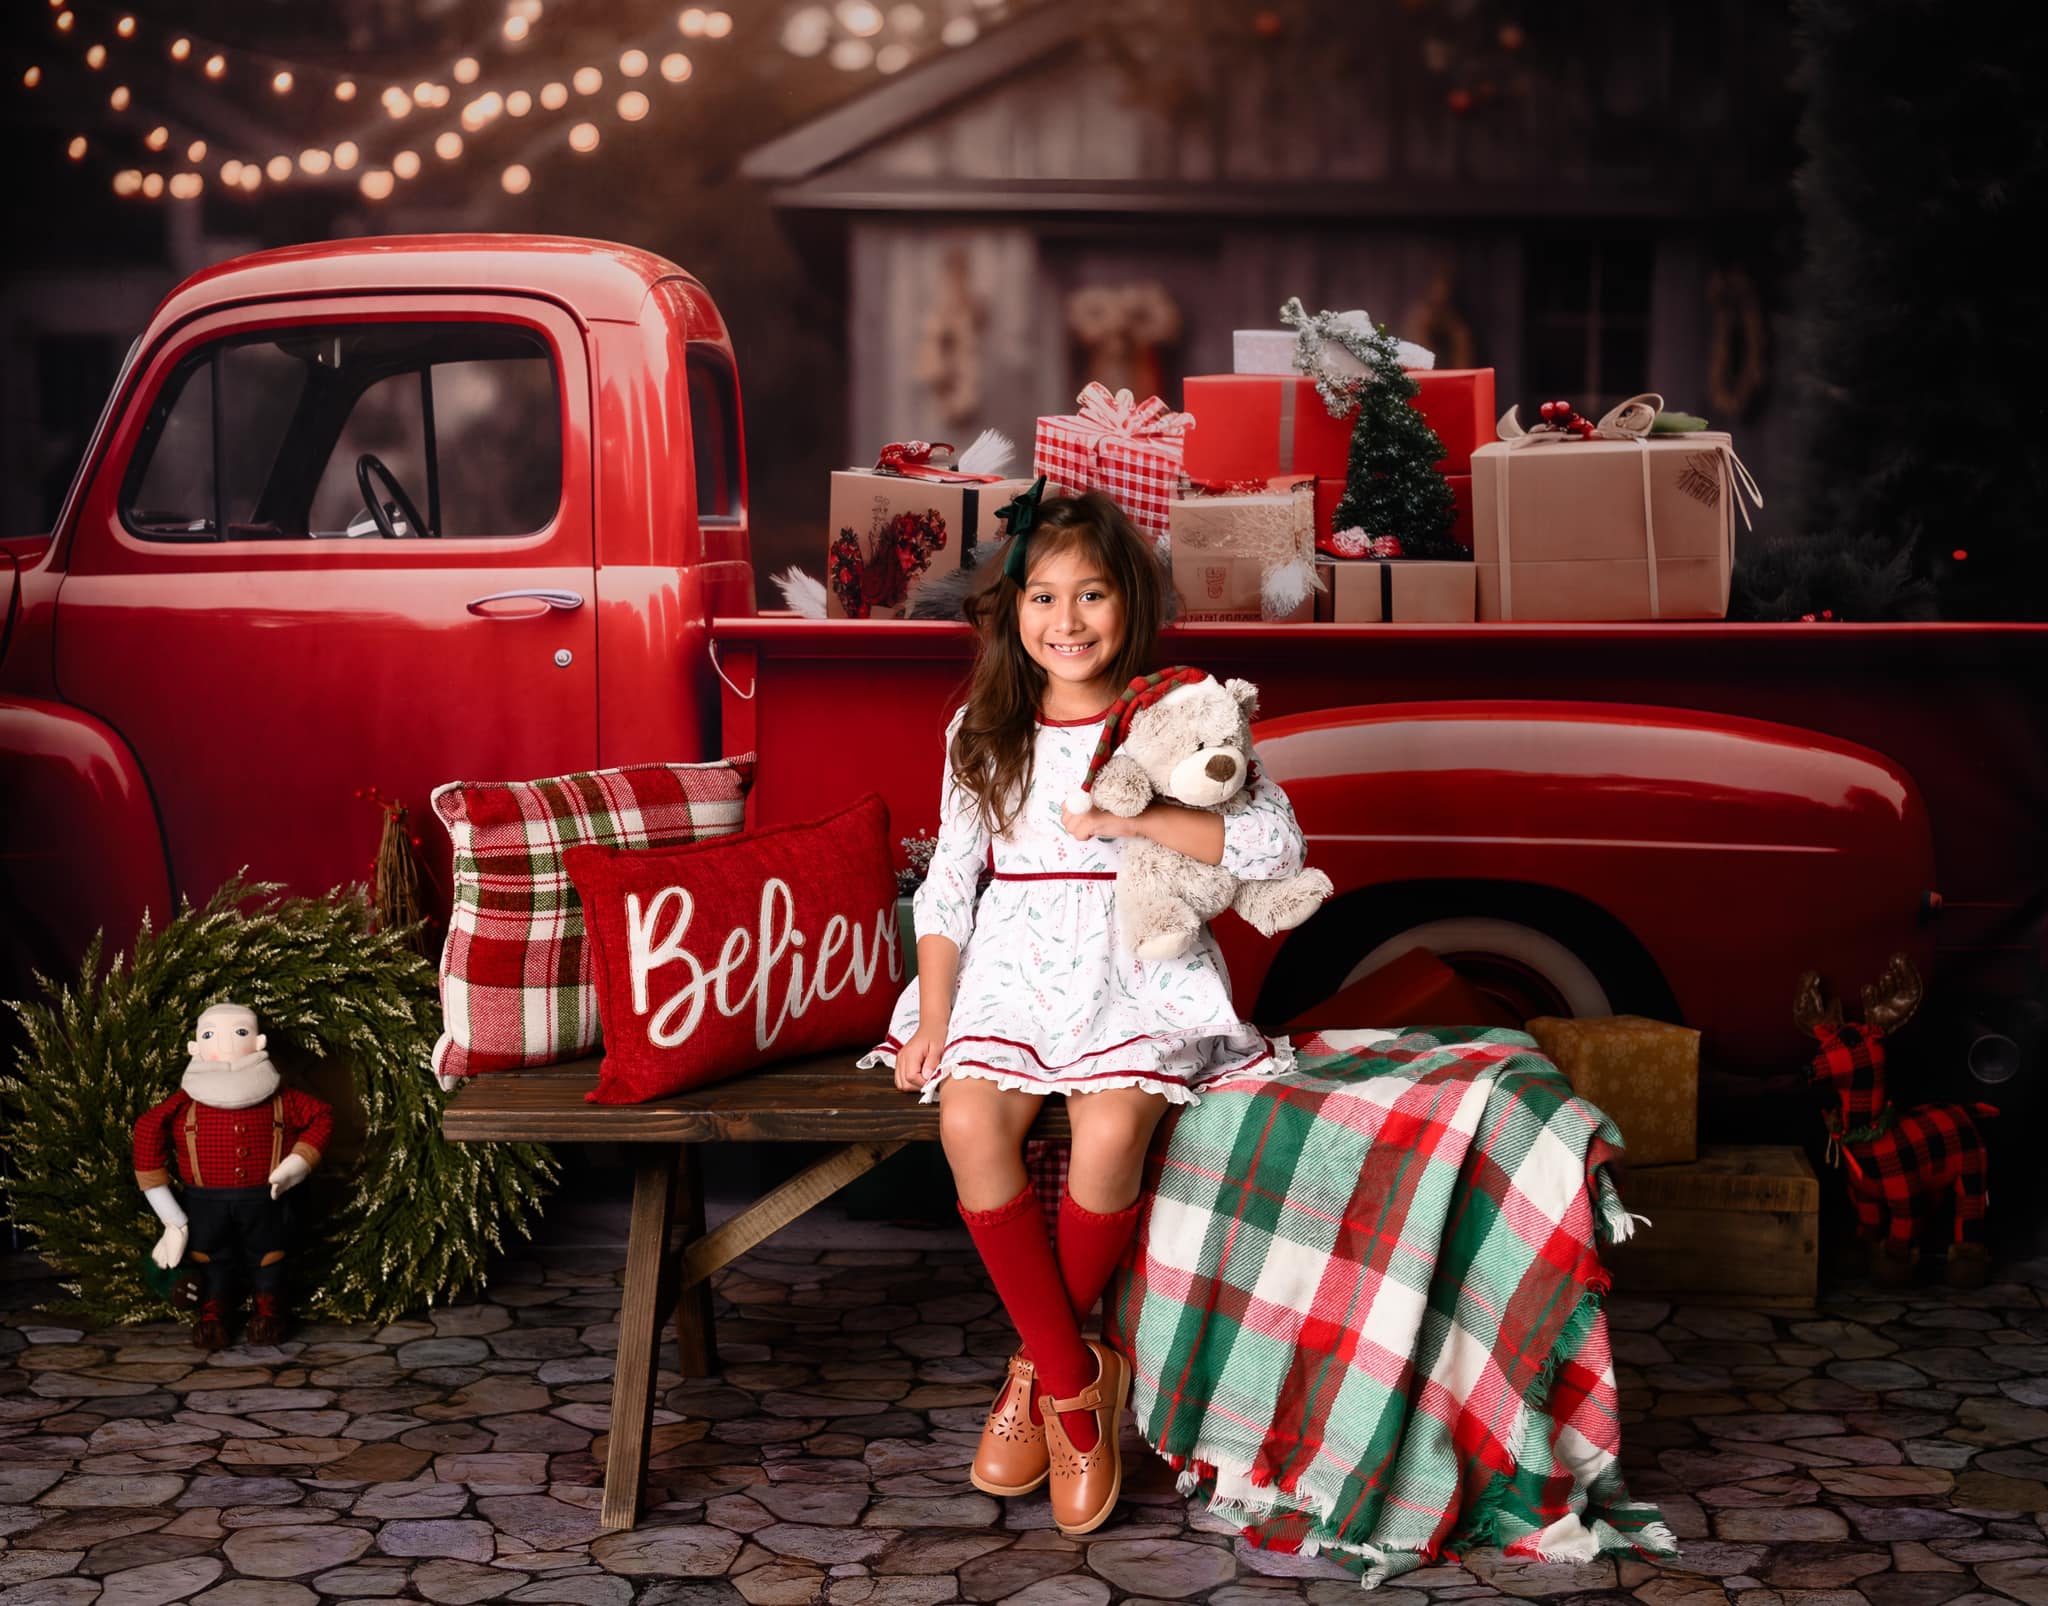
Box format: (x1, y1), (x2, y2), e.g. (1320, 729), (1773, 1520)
(180, 1050), (280, 1109)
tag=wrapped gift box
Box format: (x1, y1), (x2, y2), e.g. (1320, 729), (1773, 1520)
(1314, 557), (1475, 623)
(1526, 1014), (1699, 1166)
(1314, 474), (1472, 549)
(1033, 382), (1192, 547)
(826, 468), (1037, 619)
(1278, 946), (1520, 1034)
(1599, 1146), (1819, 1311)
(1184, 369), (1497, 484)
(1169, 478), (1317, 622)
(1233, 325), (1434, 380)
(1470, 433), (1751, 621)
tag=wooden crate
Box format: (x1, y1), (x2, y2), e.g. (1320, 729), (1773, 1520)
(1604, 1145), (1819, 1311)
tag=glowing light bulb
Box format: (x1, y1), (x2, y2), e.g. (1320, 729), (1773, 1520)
(108, 84), (130, 109)
(334, 78), (356, 100)
(828, 38), (872, 69)
(170, 37), (189, 60)
(141, 172), (164, 197)
(266, 155), (291, 181)
(382, 86), (412, 117)
(204, 54), (225, 77)
(452, 56), (479, 84)
(617, 89), (649, 120)
(568, 121), (599, 152)
(888, 3), (924, 31)
(939, 15), (977, 45)
(781, 7), (829, 55)
(435, 131), (463, 159)
(85, 43), (106, 68)
(501, 163), (531, 194)
(572, 65), (602, 93)
(55, 11), (74, 31)
(67, 135), (87, 159)
(506, 89), (532, 115)
(221, 158), (242, 183)
(619, 48), (648, 76)
(116, 13), (135, 35)
(22, 66), (42, 88)
(678, 7), (707, 36)
(705, 10), (731, 35)
(186, 138), (206, 160)
(169, 172), (202, 198)
(837, 2), (882, 36)
(539, 80), (568, 108)
(392, 149), (421, 179)
(876, 42), (910, 72)
(299, 148), (331, 174)
(238, 165), (259, 190)
(144, 126), (168, 150)
(503, 14), (529, 40)
(113, 169), (142, 195)
(360, 169), (395, 200)
(272, 70), (293, 93)
(333, 140), (358, 169)
(510, 0), (542, 19)
(413, 80), (437, 103)
(660, 52), (691, 81)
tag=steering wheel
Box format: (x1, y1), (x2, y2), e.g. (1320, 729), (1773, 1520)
(355, 453), (432, 539)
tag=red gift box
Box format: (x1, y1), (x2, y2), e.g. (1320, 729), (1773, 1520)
(1277, 946), (1521, 1034)
(1182, 369), (1498, 484)
(1313, 474), (1472, 549)
(1032, 382), (1193, 545)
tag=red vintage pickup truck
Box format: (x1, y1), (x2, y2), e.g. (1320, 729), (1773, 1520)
(3, 234), (2042, 1101)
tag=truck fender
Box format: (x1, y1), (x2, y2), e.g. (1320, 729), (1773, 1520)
(0, 696), (172, 994)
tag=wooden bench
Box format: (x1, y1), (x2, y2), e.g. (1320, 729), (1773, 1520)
(442, 1053), (1068, 1531)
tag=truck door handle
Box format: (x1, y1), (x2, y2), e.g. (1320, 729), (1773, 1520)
(466, 588), (585, 618)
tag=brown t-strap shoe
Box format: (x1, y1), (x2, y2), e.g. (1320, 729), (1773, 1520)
(970, 1349), (1050, 1497)
(1041, 1339), (1129, 1535)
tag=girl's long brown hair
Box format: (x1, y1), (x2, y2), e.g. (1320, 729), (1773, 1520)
(949, 489), (1167, 837)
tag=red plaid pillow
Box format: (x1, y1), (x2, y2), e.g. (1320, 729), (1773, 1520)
(430, 757), (754, 1084)
(566, 794), (902, 1105)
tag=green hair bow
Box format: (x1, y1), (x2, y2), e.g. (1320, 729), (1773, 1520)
(996, 475), (1049, 587)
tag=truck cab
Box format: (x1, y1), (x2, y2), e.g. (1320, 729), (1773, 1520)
(0, 235), (753, 989)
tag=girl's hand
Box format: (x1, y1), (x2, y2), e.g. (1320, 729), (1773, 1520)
(894, 1026), (946, 1094)
(1061, 799), (1131, 842)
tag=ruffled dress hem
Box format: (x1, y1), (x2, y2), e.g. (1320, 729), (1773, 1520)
(857, 1030), (1295, 1107)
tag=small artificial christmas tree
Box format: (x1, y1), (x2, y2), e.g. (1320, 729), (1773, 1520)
(1327, 321), (1464, 561)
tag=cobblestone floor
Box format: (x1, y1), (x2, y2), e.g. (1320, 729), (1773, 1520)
(2, 1205), (2045, 1606)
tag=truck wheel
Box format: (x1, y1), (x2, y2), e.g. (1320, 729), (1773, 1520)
(1340, 916), (1613, 1024)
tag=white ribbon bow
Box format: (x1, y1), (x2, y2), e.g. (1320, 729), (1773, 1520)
(1071, 381), (1194, 451)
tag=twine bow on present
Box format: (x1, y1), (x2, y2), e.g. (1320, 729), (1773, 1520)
(1069, 381), (1195, 462)
(1489, 392), (1764, 621)
(873, 440), (1004, 485)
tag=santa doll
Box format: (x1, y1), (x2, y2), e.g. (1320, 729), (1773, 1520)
(133, 1003), (334, 1349)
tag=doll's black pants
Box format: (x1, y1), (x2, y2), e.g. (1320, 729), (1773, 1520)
(183, 1184), (295, 1303)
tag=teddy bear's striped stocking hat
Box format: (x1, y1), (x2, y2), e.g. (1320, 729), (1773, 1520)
(1074, 665), (1212, 796)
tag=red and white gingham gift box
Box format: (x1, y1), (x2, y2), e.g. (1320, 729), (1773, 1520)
(429, 756), (754, 1088)
(1032, 382), (1196, 547)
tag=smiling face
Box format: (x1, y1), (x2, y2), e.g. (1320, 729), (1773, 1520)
(192, 1004), (264, 1063)
(1018, 546), (1126, 712)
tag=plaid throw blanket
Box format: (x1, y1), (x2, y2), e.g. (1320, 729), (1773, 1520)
(1104, 1026), (1675, 1586)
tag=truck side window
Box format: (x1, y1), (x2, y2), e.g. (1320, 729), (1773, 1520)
(122, 322), (561, 542)
(687, 343), (742, 527)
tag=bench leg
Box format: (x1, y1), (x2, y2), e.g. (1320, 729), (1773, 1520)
(671, 1146), (718, 1378)
(601, 1146), (678, 1532)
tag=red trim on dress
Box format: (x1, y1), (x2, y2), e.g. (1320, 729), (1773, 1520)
(1035, 711), (1111, 727)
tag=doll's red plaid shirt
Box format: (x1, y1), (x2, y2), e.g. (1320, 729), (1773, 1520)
(134, 1090), (333, 1190)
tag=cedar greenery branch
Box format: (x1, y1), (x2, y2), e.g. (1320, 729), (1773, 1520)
(0, 878), (556, 1327)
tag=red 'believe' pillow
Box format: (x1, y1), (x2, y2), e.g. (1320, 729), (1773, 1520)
(564, 793), (904, 1105)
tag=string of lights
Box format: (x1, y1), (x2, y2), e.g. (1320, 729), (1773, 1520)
(17, 0), (735, 202)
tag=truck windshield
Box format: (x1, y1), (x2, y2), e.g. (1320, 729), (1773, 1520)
(121, 321), (561, 541)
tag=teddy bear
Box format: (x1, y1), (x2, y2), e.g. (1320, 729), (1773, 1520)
(1068, 667), (1333, 961)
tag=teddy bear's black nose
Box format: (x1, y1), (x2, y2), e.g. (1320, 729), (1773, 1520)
(1205, 753), (1238, 782)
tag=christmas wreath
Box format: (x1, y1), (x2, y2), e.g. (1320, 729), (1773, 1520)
(0, 879), (556, 1326)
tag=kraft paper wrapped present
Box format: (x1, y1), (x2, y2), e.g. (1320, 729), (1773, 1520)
(1314, 474), (1473, 548)
(1183, 369), (1497, 484)
(826, 447), (1038, 619)
(1526, 1013), (1701, 1167)
(1032, 382), (1193, 547)
(1169, 478), (1319, 622)
(1314, 557), (1475, 623)
(1470, 394), (1763, 622)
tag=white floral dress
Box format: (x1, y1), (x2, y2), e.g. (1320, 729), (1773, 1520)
(857, 708), (1307, 1105)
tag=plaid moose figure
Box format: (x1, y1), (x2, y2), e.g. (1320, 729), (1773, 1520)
(1793, 953), (1997, 1287)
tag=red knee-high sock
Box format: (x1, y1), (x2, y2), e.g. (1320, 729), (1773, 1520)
(959, 1184), (1101, 1452)
(1058, 1192), (1142, 1330)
